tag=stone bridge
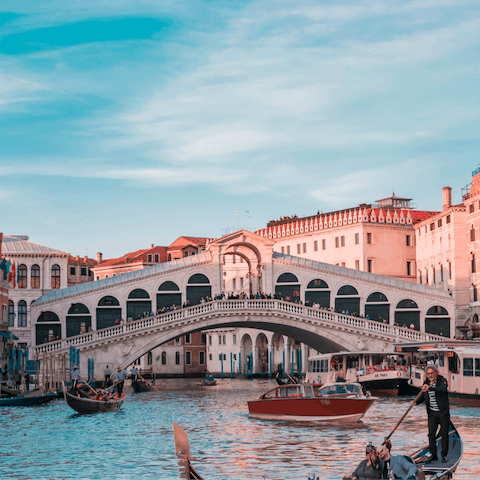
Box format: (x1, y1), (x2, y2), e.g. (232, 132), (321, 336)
(35, 299), (445, 375)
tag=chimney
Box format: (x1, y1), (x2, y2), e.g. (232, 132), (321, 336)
(443, 187), (452, 211)
(97, 252), (103, 263)
(151, 244), (154, 248)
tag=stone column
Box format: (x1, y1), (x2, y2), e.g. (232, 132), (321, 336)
(252, 345), (258, 374)
(268, 342), (274, 376)
(284, 337), (291, 373)
(301, 343), (309, 376)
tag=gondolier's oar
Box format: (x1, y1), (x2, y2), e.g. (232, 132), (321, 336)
(138, 373), (160, 392)
(284, 371), (298, 384)
(384, 390), (423, 444)
(103, 379), (124, 393)
(82, 379), (99, 396)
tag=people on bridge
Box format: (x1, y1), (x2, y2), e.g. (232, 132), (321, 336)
(114, 366), (128, 396)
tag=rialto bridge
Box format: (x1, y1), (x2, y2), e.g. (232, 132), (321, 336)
(31, 230), (454, 373)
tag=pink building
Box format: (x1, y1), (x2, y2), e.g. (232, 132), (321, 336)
(256, 194), (438, 282)
(166, 236), (212, 261)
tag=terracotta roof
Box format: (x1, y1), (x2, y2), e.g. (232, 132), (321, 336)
(97, 246), (168, 268)
(66, 255), (98, 266)
(168, 236), (212, 250)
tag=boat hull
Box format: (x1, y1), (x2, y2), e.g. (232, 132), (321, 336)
(0, 393), (57, 407)
(131, 380), (155, 393)
(361, 378), (416, 396)
(65, 391), (125, 414)
(247, 397), (375, 421)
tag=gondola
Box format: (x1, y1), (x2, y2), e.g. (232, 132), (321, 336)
(0, 391), (57, 407)
(173, 419), (462, 480)
(411, 419), (463, 479)
(63, 387), (125, 414)
(131, 378), (156, 392)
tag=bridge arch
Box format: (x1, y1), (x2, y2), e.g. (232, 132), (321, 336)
(335, 284), (360, 314)
(186, 273), (211, 305)
(425, 304), (450, 337)
(36, 311), (61, 345)
(364, 290), (390, 323)
(305, 277), (330, 308)
(394, 298), (420, 331)
(275, 271), (300, 301)
(66, 303), (91, 337)
(97, 295), (121, 330)
(157, 281), (181, 311)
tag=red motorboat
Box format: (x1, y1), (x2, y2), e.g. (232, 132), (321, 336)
(247, 382), (376, 422)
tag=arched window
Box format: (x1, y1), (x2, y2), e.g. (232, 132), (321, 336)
(306, 279), (329, 289)
(365, 292), (389, 323)
(157, 281), (182, 311)
(277, 273), (299, 283)
(51, 264), (60, 289)
(158, 281), (180, 291)
(37, 311), (60, 322)
(337, 285), (359, 296)
(68, 303), (90, 314)
(425, 306), (450, 337)
(305, 279), (330, 308)
(128, 289), (150, 299)
(18, 264), (27, 289)
(396, 299), (418, 309)
(427, 306), (449, 316)
(161, 351), (167, 365)
(18, 300), (27, 327)
(187, 274), (210, 284)
(31, 264), (40, 289)
(395, 299), (420, 331)
(96, 296), (121, 330)
(127, 289), (151, 319)
(66, 303), (91, 337)
(98, 296), (120, 306)
(147, 351), (152, 365)
(175, 351), (180, 365)
(366, 292), (388, 302)
(8, 300), (14, 327)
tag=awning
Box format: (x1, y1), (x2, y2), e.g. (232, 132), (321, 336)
(0, 331), (19, 340)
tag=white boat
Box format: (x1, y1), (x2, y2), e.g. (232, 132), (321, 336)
(395, 340), (480, 406)
(306, 351), (416, 396)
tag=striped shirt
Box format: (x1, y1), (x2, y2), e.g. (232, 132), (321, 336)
(428, 383), (440, 412)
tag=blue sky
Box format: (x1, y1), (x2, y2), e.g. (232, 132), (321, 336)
(1, 0), (480, 258)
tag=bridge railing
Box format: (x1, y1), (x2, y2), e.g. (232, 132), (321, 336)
(34, 299), (445, 355)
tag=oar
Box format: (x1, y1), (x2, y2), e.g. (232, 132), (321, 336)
(82, 379), (99, 396)
(284, 370), (298, 384)
(384, 390), (423, 444)
(137, 373), (160, 392)
(103, 379), (124, 393)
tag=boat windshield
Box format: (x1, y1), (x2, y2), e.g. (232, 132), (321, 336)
(315, 384), (362, 396)
(278, 386), (301, 398)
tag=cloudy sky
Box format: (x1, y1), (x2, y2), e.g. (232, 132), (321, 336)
(1, 0), (479, 258)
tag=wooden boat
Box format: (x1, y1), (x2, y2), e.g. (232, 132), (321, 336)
(0, 391), (57, 407)
(396, 340), (480, 406)
(247, 382), (376, 422)
(411, 419), (463, 479)
(63, 388), (125, 414)
(173, 422), (205, 480)
(131, 378), (156, 393)
(307, 351), (415, 396)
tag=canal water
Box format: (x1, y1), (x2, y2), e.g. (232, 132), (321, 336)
(1, 379), (479, 479)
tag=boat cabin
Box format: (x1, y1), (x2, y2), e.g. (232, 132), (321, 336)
(260, 382), (365, 400)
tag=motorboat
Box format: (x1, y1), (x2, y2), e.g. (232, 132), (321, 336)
(306, 351), (415, 396)
(247, 382), (376, 422)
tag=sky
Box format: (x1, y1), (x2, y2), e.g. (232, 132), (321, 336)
(1, 0), (480, 259)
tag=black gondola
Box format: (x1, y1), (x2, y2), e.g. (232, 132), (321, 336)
(131, 379), (156, 392)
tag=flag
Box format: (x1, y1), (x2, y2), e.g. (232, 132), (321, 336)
(0, 259), (6, 280)
(8, 262), (16, 288)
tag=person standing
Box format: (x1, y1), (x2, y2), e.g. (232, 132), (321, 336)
(130, 366), (138, 382)
(104, 365), (111, 386)
(114, 366), (127, 396)
(411, 365), (450, 463)
(70, 366), (80, 392)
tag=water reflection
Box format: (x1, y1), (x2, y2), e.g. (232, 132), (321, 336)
(0, 378), (478, 479)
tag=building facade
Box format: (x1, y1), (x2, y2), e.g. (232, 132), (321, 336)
(256, 194), (438, 282)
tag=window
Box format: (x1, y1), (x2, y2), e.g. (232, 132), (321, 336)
(183, 251), (189, 257)
(154, 254), (159, 262)
(474, 286), (478, 302)
(199, 351), (205, 365)
(223, 354), (226, 361)
(287, 246), (290, 255)
(185, 351), (191, 365)
(446, 215), (451, 224)
(406, 235), (411, 246)
(18, 264), (27, 289)
(425, 225), (427, 233)
(303, 243), (307, 253)
(232, 278), (236, 290)
(161, 352), (167, 365)
(31, 264), (40, 289)
(175, 337), (181, 345)
(81, 267), (87, 276)
(185, 333), (191, 344)
(430, 223), (435, 231)
(407, 262), (411, 276)
(341, 262), (345, 267)
(475, 358), (480, 377)
(341, 236), (345, 247)
(367, 233), (372, 244)
(218, 335), (222, 345)
(440, 264), (444, 282)
(219, 354), (222, 361)
(367, 260), (372, 273)
(281, 247), (285, 254)
(233, 334), (236, 345)
(147, 351), (152, 365)
(70, 266), (76, 276)
(223, 335), (226, 345)
(449, 261), (452, 279)
(335, 237), (339, 248)
(201, 333), (206, 344)
(314, 241), (318, 251)
(209, 335), (212, 345)
(355, 260), (360, 270)
(297, 244), (301, 254)
(8, 300), (14, 327)
(470, 204), (475, 213)
(240, 277), (244, 289)
(209, 354), (212, 361)
(464, 358), (474, 377)
(471, 227), (475, 242)
(18, 300), (27, 327)
(175, 352), (180, 365)
(51, 264), (60, 289)
(472, 254), (476, 274)
(322, 239), (326, 250)
(355, 233), (359, 245)
(419, 271), (422, 284)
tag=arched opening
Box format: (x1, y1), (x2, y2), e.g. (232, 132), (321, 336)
(187, 274), (211, 306)
(36, 311), (61, 345)
(365, 292), (389, 323)
(241, 334), (253, 375)
(66, 303), (91, 337)
(425, 306), (450, 337)
(275, 273), (300, 302)
(395, 299), (420, 330)
(157, 281), (181, 311)
(31, 264), (40, 289)
(335, 285), (360, 314)
(18, 300), (27, 327)
(51, 264), (60, 289)
(271, 333), (285, 372)
(96, 296), (121, 330)
(18, 264), (27, 289)
(305, 279), (330, 308)
(127, 289), (152, 320)
(256, 333), (269, 374)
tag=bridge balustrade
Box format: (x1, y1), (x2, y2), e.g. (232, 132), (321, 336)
(34, 299), (446, 356)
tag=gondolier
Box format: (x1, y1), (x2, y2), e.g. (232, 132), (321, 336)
(114, 366), (128, 395)
(104, 365), (111, 386)
(70, 366), (80, 392)
(411, 365), (450, 463)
